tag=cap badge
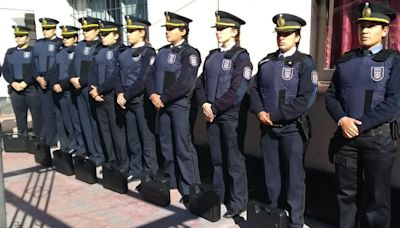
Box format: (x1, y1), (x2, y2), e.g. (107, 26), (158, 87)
(63, 26), (68, 33)
(362, 2), (372, 18)
(127, 17), (132, 25)
(277, 14), (285, 27)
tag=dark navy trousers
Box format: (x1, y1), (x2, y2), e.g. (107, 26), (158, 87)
(95, 93), (128, 170)
(9, 85), (42, 136)
(334, 131), (396, 228)
(260, 123), (305, 228)
(75, 86), (104, 163)
(207, 109), (248, 212)
(53, 91), (84, 152)
(126, 99), (158, 176)
(38, 87), (57, 146)
(159, 98), (200, 196)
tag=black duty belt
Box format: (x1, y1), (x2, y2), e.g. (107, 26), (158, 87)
(360, 123), (391, 137)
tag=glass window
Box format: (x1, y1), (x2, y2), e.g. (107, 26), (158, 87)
(313, 0), (400, 74)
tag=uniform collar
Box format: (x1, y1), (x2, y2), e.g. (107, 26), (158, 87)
(279, 46), (297, 58)
(132, 41), (145, 48)
(368, 44), (383, 55)
(220, 42), (236, 52)
(170, 39), (185, 48)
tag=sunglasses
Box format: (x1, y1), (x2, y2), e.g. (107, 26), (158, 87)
(42, 27), (54, 31)
(14, 34), (27, 38)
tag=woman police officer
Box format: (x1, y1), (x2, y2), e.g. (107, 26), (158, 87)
(250, 13), (318, 228)
(146, 12), (201, 202)
(89, 21), (129, 170)
(2, 25), (42, 137)
(195, 10), (252, 218)
(115, 16), (158, 180)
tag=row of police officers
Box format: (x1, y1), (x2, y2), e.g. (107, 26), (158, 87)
(1, 1), (399, 227)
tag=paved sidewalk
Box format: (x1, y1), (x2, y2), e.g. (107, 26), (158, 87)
(2, 152), (239, 228)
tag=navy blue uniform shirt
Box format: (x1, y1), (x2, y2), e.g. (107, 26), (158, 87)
(325, 48), (400, 132)
(196, 46), (253, 115)
(146, 41), (201, 104)
(250, 50), (317, 122)
(33, 37), (62, 80)
(2, 46), (37, 85)
(115, 44), (156, 101)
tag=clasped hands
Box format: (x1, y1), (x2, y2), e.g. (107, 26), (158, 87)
(11, 81), (27, 91)
(338, 116), (362, 139)
(89, 85), (104, 102)
(36, 76), (47, 89)
(150, 93), (164, 110)
(202, 103), (216, 123)
(257, 111), (273, 125)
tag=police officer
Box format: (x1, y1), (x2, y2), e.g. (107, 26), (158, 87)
(325, 2), (399, 228)
(48, 25), (83, 154)
(250, 14), (317, 228)
(116, 16), (158, 179)
(88, 21), (128, 170)
(69, 17), (104, 165)
(147, 12), (200, 201)
(33, 17), (62, 146)
(2, 25), (42, 137)
(195, 11), (251, 218)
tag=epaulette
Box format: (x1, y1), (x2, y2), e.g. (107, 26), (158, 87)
(36, 38), (45, 42)
(284, 52), (308, 67)
(158, 44), (170, 51)
(373, 49), (399, 62)
(224, 46), (246, 59)
(336, 49), (357, 64)
(208, 48), (219, 56)
(171, 42), (189, 54)
(5, 48), (16, 56)
(259, 52), (278, 66)
(132, 45), (154, 57)
(118, 45), (129, 53)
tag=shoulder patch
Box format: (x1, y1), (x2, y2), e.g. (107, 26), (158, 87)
(149, 56), (156, 66)
(311, 70), (318, 85)
(189, 54), (199, 67)
(243, 66), (252, 80)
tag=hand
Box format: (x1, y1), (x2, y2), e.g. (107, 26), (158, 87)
(202, 103), (215, 122)
(11, 82), (22, 91)
(90, 85), (99, 98)
(338, 116), (362, 139)
(94, 95), (104, 102)
(70, 77), (81, 90)
(19, 81), (28, 90)
(150, 93), (164, 109)
(36, 76), (47, 89)
(53, 84), (63, 93)
(257, 111), (273, 125)
(117, 93), (126, 109)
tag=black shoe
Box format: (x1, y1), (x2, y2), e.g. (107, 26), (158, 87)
(127, 174), (141, 182)
(179, 195), (190, 204)
(223, 209), (244, 219)
(135, 183), (142, 191)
